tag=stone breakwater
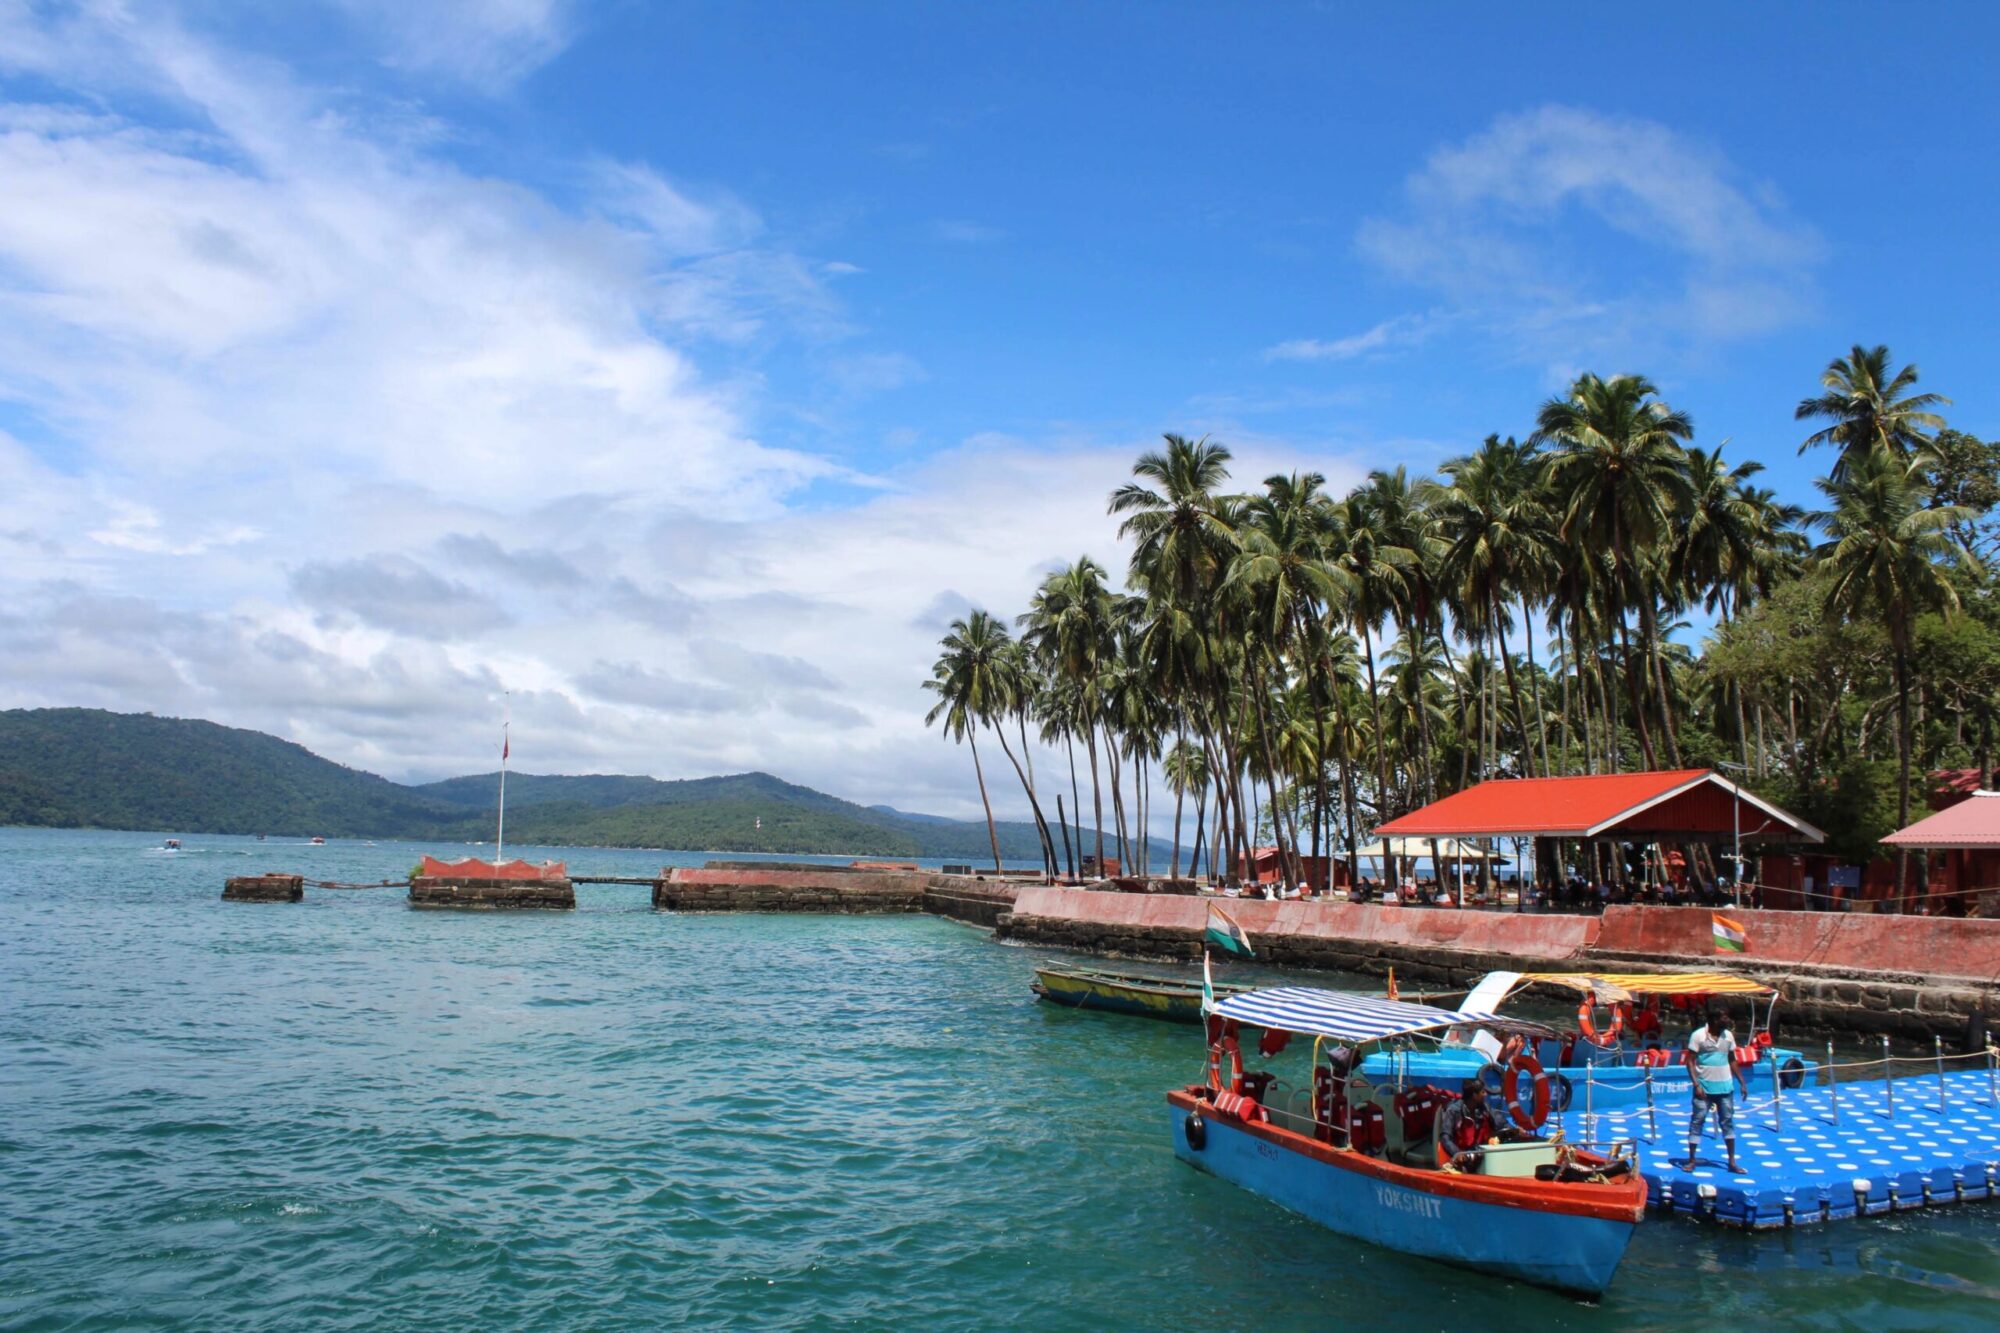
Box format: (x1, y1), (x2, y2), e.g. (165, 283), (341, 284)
(996, 890), (2000, 1043)
(222, 874), (304, 903)
(409, 875), (576, 910)
(650, 864), (1022, 921)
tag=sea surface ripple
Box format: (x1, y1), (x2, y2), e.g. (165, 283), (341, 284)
(2, 828), (1997, 1330)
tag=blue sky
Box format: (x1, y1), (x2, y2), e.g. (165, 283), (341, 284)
(0, 2), (1994, 816)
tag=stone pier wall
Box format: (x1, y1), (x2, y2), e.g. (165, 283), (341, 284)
(922, 882), (1021, 927)
(223, 874), (304, 903)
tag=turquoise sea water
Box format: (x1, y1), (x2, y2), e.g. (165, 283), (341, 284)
(2, 828), (1997, 1330)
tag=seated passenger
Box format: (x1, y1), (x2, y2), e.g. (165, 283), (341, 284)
(1436, 1078), (1528, 1171)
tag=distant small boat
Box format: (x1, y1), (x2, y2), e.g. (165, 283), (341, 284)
(1032, 966), (1248, 1023)
(163, 838), (181, 851)
(310, 836), (326, 846)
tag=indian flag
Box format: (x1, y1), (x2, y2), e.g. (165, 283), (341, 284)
(1712, 912), (1748, 953)
(1206, 902), (1255, 958)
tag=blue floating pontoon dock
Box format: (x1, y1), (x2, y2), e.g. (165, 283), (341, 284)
(1573, 1066), (2000, 1228)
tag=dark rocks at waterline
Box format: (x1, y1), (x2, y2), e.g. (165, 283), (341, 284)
(222, 874), (304, 903)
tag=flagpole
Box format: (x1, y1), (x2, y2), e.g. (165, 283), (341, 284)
(497, 692), (510, 862)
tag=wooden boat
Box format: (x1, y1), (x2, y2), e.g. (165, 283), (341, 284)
(1171, 987), (1647, 1295)
(1031, 966), (1246, 1023)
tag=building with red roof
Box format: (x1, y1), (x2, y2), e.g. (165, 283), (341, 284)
(1373, 769), (1823, 844)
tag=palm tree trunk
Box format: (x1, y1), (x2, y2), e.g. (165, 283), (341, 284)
(1360, 625), (1395, 886)
(1084, 727), (1106, 874)
(1637, 590), (1683, 767)
(1894, 614), (1914, 911)
(1493, 593), (1538, 777)
(1171, 772), (1185, 879)
(1064, 734), (1083, 877)
(1015, 713), (1057, 875)
(993, 724), (1054, 877)
(968, 730), (1001, 873)
(1520, 592), (1551, 775)
(1189, 786), (1206, 881)
(1613, 605), (1656, 770)
(1056, 794), (1075, 880)
(1105, 728), (1129, 872)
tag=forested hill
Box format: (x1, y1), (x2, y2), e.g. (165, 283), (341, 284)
(0, 708), (1103, 860)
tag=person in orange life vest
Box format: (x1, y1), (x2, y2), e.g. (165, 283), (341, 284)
(1436, 1078), (1527, 1170)
(1683, 1002), (1750, 1173)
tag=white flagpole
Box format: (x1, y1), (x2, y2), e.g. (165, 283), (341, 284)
(497, 692), (510, 862)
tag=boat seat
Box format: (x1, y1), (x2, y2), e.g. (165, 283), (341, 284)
(1392, 1089), (1457, 1166)
(1349, 1102), (1386, 1155)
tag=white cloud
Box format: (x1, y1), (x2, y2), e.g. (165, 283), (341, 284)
(1356, 105), (1824, 356)
(0, 7), (1384, 824)
(331, 0), (574, 87)
(1265, 314), (1439, 363)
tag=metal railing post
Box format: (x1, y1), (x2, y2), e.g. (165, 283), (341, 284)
(1772, 1045), (1784, 1133)
(1936, 1034), (1948, 1114)
(1827, 1041), (1840, 1128)
(1989, 1043), (1998, 1107)
(1883, 1036), (1895, 1119)
(1644, 1062), (1657, 1141)
(1585, 1060), (1596, 1146)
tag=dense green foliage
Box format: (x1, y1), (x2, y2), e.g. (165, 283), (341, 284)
(0, 708), (1066, 859)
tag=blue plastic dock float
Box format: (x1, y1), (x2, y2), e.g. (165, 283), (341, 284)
(1575, 1068), (2000, 1228)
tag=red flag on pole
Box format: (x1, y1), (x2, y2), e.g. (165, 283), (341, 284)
(502, 730), (509, 761)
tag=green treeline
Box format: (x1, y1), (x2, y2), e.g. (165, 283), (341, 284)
(926, 346), (1999, 886)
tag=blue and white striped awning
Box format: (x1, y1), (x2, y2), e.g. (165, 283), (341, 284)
(1209, 986), (1511, 1043)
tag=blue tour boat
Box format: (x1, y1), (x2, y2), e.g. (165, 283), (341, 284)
(1170, 987), (1648, 1296)
(1356, 970), (1817, 1111)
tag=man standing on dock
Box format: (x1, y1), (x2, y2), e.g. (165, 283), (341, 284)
(1683, 1003), (1749, 1173)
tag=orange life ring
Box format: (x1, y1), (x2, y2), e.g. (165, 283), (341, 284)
(1577, 997), (1624, 1047)
(1501, 1050), (1551, 1132)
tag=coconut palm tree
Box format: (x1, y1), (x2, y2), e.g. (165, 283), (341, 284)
(1161, 737), (1208, 879)
(1535, 373), (1694, 769)
(1021, 557), (1123, 870)
(1810, 450), (1972, 901)
(1427, 434), (1555, 778)
(922, 610), (1015, 871)
(1796, 344), (1950, 482)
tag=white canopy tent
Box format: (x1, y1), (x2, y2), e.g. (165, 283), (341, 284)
(1350, 836), (1511, 864)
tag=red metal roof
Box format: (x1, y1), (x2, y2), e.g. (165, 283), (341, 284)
(1374, 770), (1824, 843)
(1884, 791), (2000, 849)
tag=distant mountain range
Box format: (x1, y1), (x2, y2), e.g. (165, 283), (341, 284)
(0, 708), (1163, 861)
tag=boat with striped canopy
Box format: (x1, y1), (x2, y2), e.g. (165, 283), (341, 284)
(1170, 986), (1647, 1296)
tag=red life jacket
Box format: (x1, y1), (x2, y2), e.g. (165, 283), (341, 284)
(1449, 1105), (1492, 1152)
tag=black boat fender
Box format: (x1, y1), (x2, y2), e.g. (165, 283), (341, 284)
(1184, 1112), (1207, 1151)
(1964, 1009), (1989, 1056)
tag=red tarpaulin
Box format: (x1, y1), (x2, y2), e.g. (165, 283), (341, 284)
(1373, 769), (1823, 843)
(419, 855), (568, 881)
